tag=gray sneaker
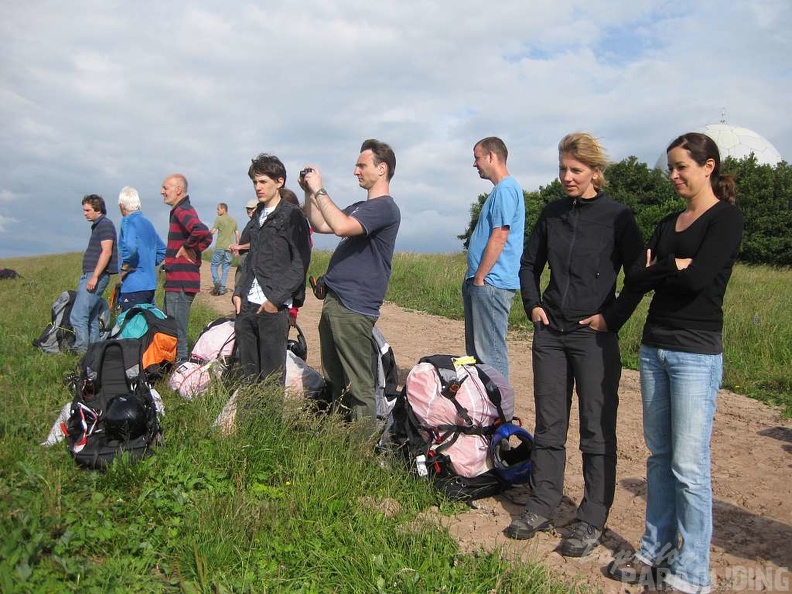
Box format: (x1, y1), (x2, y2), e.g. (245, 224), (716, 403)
(560, 521), (602, 557)
(506, 511), (553, 540)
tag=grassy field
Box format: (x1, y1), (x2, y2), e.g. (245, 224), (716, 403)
(310, 250), (792, 416)
(0, 254), (578, 593)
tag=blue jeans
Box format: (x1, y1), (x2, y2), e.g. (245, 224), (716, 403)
(163, 289), (195, 361)
(211, 250), (233, 290)
(636, 345), (722, 594)
(462, 278), (514, 380)
(70, 272), (110, 353)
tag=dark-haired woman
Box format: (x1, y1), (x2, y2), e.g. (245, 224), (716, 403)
(609, 133), (743, 594)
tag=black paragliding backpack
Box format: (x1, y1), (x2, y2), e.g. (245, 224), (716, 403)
(64, 339), (161, 469)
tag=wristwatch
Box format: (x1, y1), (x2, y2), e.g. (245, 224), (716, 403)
(314, 188), (328, 199)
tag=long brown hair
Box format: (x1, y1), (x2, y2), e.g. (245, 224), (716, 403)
(667, 133), (737, 204)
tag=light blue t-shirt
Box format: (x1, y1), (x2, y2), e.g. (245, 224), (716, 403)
(465, 176), (525, 290)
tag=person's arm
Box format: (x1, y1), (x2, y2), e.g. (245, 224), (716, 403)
(588, 209), (647, 332)
(155, 233), (166, 266)
(473, 227), (509, 285)
(655, 207), (744, 294)
(519, 214), (549, 325)
(88, 239), (113, 291)
(178, 209), (212, 260)
(300, 166), (364, 237)
(118, 219), (134, 265)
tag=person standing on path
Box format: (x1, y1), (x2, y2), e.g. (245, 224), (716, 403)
(209, 202), (238, 296)
(70, 194), (118, 353)
(608, 132), (744, 594)
(508, 132), (644, 558)
(299, 139), (401, 423)
(117, 186), (166, 311)
(161, 174), (212, 362)
(464, 136), (525, 380)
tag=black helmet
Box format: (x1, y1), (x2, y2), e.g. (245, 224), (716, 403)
(287, 324), (308, 361)
(104, 394), (148, 441)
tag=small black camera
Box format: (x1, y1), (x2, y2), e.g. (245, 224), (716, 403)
(299, 168), (313, 179)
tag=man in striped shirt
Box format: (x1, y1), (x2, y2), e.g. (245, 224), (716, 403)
(160, 174), (212, 361)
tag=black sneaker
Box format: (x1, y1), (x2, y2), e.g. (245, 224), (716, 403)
(506, 511), (553, 540)
(560, 521), (602, 557)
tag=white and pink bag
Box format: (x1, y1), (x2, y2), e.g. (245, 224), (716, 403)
(169, 319), (236, 400)
(191, 319), (236, 362)
(403, 355), (514, 478)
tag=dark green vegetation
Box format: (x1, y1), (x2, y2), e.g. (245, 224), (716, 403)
(459, 155), (792, 267)
(1, 254), (577, 593)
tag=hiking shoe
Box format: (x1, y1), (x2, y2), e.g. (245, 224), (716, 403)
(560, 521), (602, 557)
(607, 555), (657, 584)
(506, 511), (553, 540)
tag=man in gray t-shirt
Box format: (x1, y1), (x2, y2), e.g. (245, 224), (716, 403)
(300, 139), (401, 422)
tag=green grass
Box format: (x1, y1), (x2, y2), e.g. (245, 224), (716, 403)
(0, 254), (579, 593)
(311, 251), (792, 417)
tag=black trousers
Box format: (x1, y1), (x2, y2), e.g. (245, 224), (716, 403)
(234, 302), (289, 384)
(525, 325), (621, 529)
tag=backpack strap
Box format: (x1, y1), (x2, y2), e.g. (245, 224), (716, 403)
(473, 365), (508, 424)
(419, 355), (468, 399)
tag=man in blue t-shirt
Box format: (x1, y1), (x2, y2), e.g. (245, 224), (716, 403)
(300, 139), (401, 422)
(464, 137), (525, 380)
(71, 194), (118, 353)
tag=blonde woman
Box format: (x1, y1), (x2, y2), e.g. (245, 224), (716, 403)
(508, 132), (644, 557)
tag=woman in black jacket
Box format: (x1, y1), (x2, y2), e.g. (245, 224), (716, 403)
(507, 132), (644, 557)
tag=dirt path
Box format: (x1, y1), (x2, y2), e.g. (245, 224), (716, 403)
(197, 266), (792, 593)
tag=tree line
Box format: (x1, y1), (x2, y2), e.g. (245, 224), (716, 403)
(459, 155), (792, 267)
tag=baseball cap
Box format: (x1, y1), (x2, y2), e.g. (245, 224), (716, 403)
(245, 199), (257, 209)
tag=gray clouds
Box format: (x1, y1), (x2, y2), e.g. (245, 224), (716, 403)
(1, 0), (790, 257)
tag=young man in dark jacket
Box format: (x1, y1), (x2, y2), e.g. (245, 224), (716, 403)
(232, 154), (312, 383)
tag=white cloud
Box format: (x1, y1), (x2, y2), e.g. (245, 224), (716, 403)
(0, 0), (790, 258)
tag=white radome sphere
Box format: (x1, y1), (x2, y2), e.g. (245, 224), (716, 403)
(655, 123), (784, 169)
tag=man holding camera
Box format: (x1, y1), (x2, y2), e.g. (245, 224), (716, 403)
(300, 139), (401, 423)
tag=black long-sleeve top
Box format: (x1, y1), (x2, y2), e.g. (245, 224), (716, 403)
(625, 200), (744, 353)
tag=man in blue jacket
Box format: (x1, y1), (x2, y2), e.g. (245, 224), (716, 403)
(117, 186), (166, 311)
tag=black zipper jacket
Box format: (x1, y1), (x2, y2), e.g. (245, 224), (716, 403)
(234, 200), (312, 309)
(519, 192), (644, 333)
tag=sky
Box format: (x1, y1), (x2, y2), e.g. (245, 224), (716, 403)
(1, 0), (790, 258)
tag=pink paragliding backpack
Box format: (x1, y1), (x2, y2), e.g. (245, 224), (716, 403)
(397, 355), (515, 479)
